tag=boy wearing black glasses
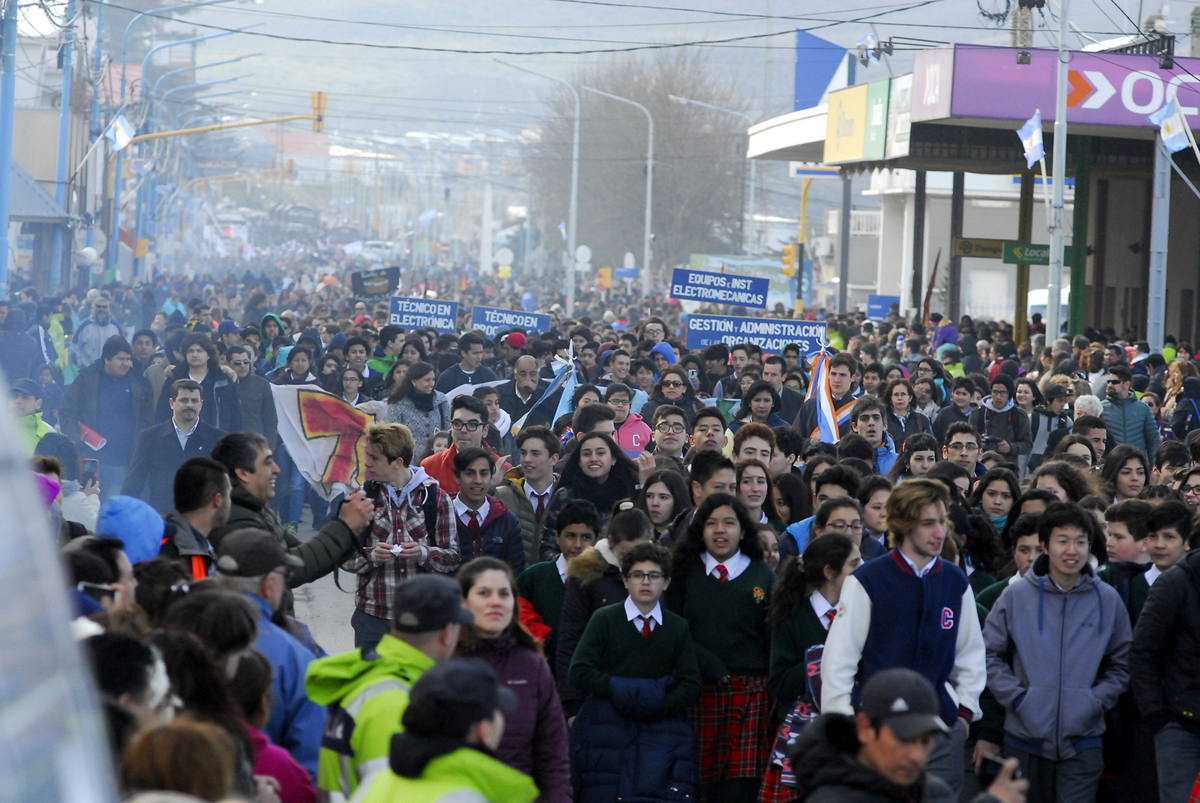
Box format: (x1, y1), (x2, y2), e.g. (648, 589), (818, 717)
(569, 541), (702, 801)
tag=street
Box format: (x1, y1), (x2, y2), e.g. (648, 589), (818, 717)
(293, 522), (357, 657)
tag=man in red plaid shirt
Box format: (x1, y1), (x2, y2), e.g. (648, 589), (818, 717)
(344, 423), (459, 649)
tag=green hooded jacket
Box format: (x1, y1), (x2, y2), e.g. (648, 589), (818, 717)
(305, 634), (435, 798)
(351, 746), (539, 803)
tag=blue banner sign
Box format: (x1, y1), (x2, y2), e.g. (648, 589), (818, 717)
(389, 297), (459, 332)
(670, 268), (770, 308)
(470, 305), (551, 338)
(615, 267), (639, 280)
(686, 315), (827, 353)
(867, 295), (900, 320)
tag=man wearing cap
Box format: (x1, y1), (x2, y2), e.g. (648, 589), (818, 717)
(793, 668), (1026, 803)
(122, 379), (225, 513)
(351, 658), (537, 803)
(984, 501), (1130, 803)
(306, 574), (473, 800)
(216, 527), (328, 777)
(217, 319), (243, 350)
(10, 377), (55, 454)
(821, 479), (987, 800)
(498, 354), (549, 421)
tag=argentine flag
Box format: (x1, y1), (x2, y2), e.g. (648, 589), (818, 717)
(1149, 100), (1192, 153)
(1016, 110), (1044, 170)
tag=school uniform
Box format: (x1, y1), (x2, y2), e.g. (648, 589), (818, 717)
(517, 555), (569, 674)
(568, 598), (703, 803)
(666, 551), (775, 791)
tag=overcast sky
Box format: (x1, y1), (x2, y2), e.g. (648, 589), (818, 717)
(67, 0), (1182, 141)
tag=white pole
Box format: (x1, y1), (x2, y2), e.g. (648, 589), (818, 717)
(496, 61), (579, 316)
(1046, 0), (1070, 340)
(582, 86), (654, 299)
(479, 181), (493, 276)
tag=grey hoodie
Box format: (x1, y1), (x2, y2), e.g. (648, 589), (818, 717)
(983, 554), (1131, 760)
(969, 395), (1033, 455)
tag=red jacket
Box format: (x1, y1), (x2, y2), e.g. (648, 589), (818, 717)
(420, 443), (512, 494)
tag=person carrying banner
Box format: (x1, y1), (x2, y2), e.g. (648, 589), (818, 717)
(795, 353), (858, 443)
(345, 423), (460, 650)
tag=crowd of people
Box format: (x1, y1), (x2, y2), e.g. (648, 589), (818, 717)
(18, 262), (1200, 803)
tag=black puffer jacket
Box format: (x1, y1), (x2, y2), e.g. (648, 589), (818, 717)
(554, 541), (628, 718)
(1170, 376), (1200, 440)
(1131, 549), (1200, 730)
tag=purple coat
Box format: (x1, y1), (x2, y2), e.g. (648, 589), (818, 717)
(465, 633), (572, 803)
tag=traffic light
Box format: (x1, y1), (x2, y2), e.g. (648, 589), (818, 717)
(782, 244), (798, 277)
(311, 92), (327, 132)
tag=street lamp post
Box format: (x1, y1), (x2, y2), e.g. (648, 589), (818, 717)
(497, 60), (579, 316)
(109, 30), (232, 274)
(582, 86), (653, 300)
(668, 95), (757, 254)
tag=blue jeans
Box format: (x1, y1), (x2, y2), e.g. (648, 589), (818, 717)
(272, 443), (309, 528)
(1155, 722), (1200, 803)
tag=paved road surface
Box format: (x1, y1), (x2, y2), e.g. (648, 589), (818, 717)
(292, 521), (357, 656)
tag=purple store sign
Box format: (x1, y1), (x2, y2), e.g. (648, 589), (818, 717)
(910, 45), (1200, 129)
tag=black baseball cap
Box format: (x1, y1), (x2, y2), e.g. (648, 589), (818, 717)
(399, 659), (517, 739)
(1043, 384), (1070, 400)
(391, 574), (475, 633)
(860, 668), (949, 740)
(215, 528), (302, 577)
(10, 378), (42, 399)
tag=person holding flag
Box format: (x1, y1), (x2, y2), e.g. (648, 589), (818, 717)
(794, 351), (858, 443)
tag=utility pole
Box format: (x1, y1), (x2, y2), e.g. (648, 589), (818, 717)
(582, 86), (653, 300)
(1011, 5), (1034, 48)
(0, 0), (19, 297)
(1046, 0), (1070, 340)
(49, 0), (77, 292)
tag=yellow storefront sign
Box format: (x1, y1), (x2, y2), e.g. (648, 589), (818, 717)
(824, 84), (869, 164)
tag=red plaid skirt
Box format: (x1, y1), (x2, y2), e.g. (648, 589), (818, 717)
(758, 762), (800, 803)
(689, 675), (772, 784)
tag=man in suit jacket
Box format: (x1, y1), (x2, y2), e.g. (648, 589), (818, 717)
(122, 379), (225, 513)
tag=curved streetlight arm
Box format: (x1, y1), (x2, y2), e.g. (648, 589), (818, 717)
(582, 86), (653, 298)
(121, 0), (238, 102)
(151, 54), (256, 103)
(496, 59), (579, 316)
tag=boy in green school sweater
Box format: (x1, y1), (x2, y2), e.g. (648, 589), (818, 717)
(516, 499), (599, 676)
(568, 542), (702, 802)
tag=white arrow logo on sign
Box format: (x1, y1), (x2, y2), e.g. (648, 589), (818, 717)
(1081, 71), (1116, 109)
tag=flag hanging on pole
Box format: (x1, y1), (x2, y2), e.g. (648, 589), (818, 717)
(1149, 99), (1192, 153)
(1017, 110), (1045, 169)
(103, 114), (135, 152)
(805, 348), (841, 443)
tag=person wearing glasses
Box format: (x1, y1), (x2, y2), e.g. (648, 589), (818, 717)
(811, 495), (866, 546)
(649, 406), (689, 463)
(608, 382), (652, 456)
(967, 374), (1032, 460)
(1101, 365), (1160, 456)
(225, 345), (277, 448)
(639, 366), (705, 428)
(942, 422), (986, 478)
(569, 541), (702, 803)
(820, 478), (986, 801)
(70, 293), (122, 369)
(420, 395), (508, 495)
